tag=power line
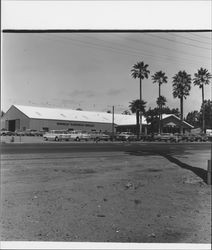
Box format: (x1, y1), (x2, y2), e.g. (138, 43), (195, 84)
(146, 34), (211, 51)
(169, 33), (211, 46)
(189, 32), (212, 41)
(63, 33), (210, 65)
(124, 33), (210, 60)
(34, 33), (210, 68)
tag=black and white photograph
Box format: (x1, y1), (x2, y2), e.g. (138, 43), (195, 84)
(1, 1), (211, 249)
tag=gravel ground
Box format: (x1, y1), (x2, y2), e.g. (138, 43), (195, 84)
(1, 147), (211, 243)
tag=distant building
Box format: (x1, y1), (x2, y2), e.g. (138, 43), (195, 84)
(1, 105), (147, 133)
(161, 114), (194, 134)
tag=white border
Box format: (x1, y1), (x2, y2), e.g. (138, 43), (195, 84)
(1, 1), (212, 30)
(1, 242), (211, 249)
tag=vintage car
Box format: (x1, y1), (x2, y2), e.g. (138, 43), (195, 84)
(0, 129), (14, 136)
(89, 132), (110, 141)
(67, 130), (91, 141)
(153, 133), (180, 142)
(116, 132), (137, 141)
(43, 130), (70, 141)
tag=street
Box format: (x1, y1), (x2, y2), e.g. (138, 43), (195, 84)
(1, 142), (211, 242)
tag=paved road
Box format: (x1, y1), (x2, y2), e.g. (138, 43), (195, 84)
(1, 141), (211, 155)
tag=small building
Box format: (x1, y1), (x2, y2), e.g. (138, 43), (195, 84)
(161, 114), (194, 134)
(1, 105), (147, 133)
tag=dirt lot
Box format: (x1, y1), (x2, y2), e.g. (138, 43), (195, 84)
(1, 144), (211, 243)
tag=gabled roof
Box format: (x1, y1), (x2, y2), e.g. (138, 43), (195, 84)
(13, 105), (147, 126)
(162, 114), (194, 128)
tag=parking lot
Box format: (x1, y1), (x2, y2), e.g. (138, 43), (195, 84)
(1, 140), (211, 243)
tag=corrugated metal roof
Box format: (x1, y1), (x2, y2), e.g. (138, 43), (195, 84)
(14, 105), (147, 125)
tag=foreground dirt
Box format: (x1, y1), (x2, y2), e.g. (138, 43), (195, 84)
(1, 149), (211, 243)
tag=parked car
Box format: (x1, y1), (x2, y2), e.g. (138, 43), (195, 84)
(67, 130), (91, 141)
(181, 134), (196, 142)
(1, 129), (14, 136)
(194, 133), (208, 142)
(89, 132), (110, 141)
(153, 133), (179, 142)
(116, 132), (137, 141)
(14, 130), (26, 136)
(43, 130), (70, 141)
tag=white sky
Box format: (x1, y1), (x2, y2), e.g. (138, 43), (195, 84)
(1, 1), (212, 118)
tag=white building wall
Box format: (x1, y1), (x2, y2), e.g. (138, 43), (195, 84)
(30, 118), (113, 132)
(1, 105), (30, 131)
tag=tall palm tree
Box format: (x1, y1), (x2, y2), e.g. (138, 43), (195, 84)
(129, 99), (146, 139)
(193, 68), (212, 133)
(131, 61), (150, 137)
(152, 71), (168, 133)
(172, 71), (192, 134)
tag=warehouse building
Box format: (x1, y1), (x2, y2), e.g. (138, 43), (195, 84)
(1, 105), (147, 133)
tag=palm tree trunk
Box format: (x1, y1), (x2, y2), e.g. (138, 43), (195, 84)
(159, 84), (161, 134)
(136, 109), (140, 140)
(180, 97), (183, 134)
(202, 85), (205, 133)
(139, 76), (142, 138)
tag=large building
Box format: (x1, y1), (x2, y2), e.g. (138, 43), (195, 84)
(1, 105), (194, 134)
(1, 105), (147, 133)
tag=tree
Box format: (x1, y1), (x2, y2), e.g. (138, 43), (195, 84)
(199, 100), (212, 130)
(156, 95), (167, 108)
(129, 99), (147, 139)
(156, 95), (167, 132)
(172, 71), (192, 134)
(185, 111), (200, 128)
(152, 71), (168, 133)
(145, 107), (160, 133)
(1, 110), (5, 117)
(131, 61), (150, 137)
(193, 68), (212, 133)
(122, 110), (131, 115)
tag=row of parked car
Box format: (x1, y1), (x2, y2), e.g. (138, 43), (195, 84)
(0, 129), (45, 136)
(43, 130), (111, 142)
(42, 130), (211, 142)
(1, 128), (210, 142)
(141, 133), (209, 142)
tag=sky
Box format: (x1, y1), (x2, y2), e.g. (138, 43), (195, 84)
(2, 31), (211, 117)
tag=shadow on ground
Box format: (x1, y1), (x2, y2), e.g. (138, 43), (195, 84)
(125, 149), (208, 184)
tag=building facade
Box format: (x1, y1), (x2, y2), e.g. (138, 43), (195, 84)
(1, 105), (147, 133)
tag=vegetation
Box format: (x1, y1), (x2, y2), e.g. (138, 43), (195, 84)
(131, 61), (150, 137)
(129, 99), (147, 139)
(193, 68), (212, 133)
(122, 110), (131, 115)
(172, 71), (192, 134)
(152, 71), (168, 133)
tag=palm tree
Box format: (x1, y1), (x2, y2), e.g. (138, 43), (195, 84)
(156, 95), (167, 133)
(129, 99), (147, 139)
(131, 61), (150, 137)
(172, 71), (192, 134)
(152, 71), (168, 133)
(193, 68), (212, 133)
(156, 95), (167, 108)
